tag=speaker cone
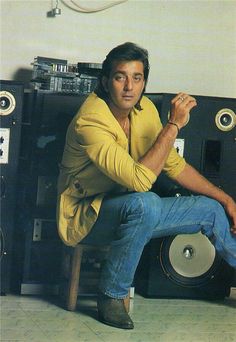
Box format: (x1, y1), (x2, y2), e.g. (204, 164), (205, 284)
(0, 91), (16, 116)
(160, 232), (222, 287)
(215, 108), (236, 131)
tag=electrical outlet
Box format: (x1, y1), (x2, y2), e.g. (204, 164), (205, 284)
(0, 128), (10, 164)
(174, 138), (185, 157)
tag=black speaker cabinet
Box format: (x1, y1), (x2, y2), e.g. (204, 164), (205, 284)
(0, 80), (24, 294)
(156, 93), (236, 200)
(17, 91), (88, 294)
(135, 232), (234, 299)
(146, 93), (236, 287)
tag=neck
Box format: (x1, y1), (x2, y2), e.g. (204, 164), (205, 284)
(116, 116), (130, 138)
(107, 101), (130, 121)
(106, 100), (130, 137)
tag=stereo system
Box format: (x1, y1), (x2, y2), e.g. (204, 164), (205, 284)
(0, 80), (24, 294)
(1, 86), (235, 297)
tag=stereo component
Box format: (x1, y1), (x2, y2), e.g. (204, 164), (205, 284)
(215, 108), (236, 132)
(19, 91), (88, 293)
(0, 80), (24, 294)
(0, 90), (16, 116)
(135, 232), (234, 299)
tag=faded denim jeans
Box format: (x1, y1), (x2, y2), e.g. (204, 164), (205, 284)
(82, 192), (236, 299)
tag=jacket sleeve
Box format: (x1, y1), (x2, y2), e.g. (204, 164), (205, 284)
(163, 147), (186, 179)
(75, 116), (157, 192)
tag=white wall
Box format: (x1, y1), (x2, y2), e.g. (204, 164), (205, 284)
(1, 0), (236, 97)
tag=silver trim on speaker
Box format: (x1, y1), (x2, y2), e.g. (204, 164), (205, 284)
(215, 108), (236, 131)
(0, 91), (16, 116)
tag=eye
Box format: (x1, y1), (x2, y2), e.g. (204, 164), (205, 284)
(133, 75), (143, 82)
(114, 74), (126, 82)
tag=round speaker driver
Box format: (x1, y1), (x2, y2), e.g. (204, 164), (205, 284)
(168, 232), (215, 277)
(215, 108), (236, 131)
(0, 91), (16, 116)
(160, 232), (222, 287)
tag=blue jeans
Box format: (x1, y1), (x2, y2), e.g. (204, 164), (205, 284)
(82, 192), (236, 299)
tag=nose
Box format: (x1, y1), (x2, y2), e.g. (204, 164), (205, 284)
(124, 76), (133, 91)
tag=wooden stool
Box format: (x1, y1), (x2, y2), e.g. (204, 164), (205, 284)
(60, 244), (130, 312)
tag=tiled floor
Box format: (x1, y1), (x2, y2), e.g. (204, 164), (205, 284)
(1, 289), (236, 342)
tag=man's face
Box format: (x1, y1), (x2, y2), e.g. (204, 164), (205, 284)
(102, 60), (145, 116)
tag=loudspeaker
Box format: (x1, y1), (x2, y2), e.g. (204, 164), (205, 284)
(157, 93), (236, 200)
(146, 93), (236, 287)
(17, 91), (87, 294)
(0, 80), (24, 294)
(135, 232), (234, 299)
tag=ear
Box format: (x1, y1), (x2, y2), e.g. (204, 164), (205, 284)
(102, 76), (109, 92)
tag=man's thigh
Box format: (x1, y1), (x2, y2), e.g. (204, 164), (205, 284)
(152, 195), (222, 238)
(82, 191), (161, 245)
(82, 192), (141, 245)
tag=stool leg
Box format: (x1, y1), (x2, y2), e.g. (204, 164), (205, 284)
(66, 246), (83, 311)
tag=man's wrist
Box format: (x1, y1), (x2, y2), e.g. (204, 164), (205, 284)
(168, 121), (180, 134)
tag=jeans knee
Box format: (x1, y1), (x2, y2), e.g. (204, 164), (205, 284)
(201, 197), (225, 216)
(141, 191), (163, 221)
(125, 191), (162, 229)
(198, 196), (229, 236)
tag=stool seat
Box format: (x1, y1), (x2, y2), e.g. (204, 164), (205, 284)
(60, 244), (130, 312)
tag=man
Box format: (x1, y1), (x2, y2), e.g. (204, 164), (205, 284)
(57, 42), (236, 330)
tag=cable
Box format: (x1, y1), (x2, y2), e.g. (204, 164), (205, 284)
(61, 0), (128, 13)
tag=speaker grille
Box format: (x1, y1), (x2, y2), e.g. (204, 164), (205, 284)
(160, 233), (222, 287)
(0, 90), (16, 116)
(215, 108), (236, 131)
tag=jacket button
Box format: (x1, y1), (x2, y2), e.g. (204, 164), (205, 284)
(74, 181), (83, 193)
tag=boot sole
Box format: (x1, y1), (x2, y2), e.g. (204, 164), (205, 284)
(98, 315), (134, 330)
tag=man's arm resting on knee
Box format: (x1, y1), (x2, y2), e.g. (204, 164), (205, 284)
(174, 163), (236, 233)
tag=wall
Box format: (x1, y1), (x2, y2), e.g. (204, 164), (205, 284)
(1, 0), (236, 97)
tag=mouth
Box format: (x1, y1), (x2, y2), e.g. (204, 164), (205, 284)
(122, 95), (134, 100)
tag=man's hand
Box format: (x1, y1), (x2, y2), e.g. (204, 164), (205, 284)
(170, 93), (197, 129)
(224, 196), (236, 235)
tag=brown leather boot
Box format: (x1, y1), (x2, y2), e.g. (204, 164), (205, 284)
(97, 293), (134, 329)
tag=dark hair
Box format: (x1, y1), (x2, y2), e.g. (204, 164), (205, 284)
(95, 42), (150, 110)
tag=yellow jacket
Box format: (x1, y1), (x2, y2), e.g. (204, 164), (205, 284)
(57, 93), (186, 246)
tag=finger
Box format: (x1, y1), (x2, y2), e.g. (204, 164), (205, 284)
(230, 227), (236, 235)
(231, 220), (236, 230)
(183, 95), (197, 105)
(171, 93), (186, 104)
(185, 98), (197, 110)
(172, 93), (196, 107)
(178, 94), (196, 105)
(230, 219), (236, 234)
(180, 97), (197, 113)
